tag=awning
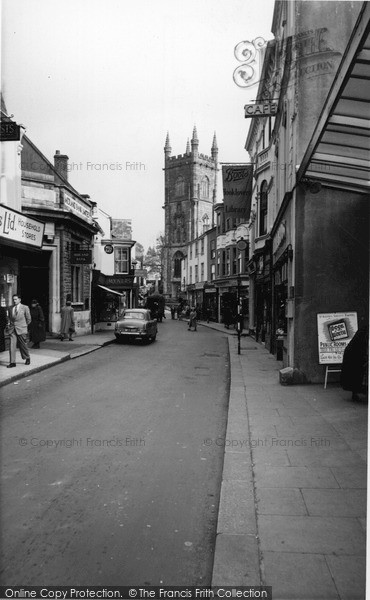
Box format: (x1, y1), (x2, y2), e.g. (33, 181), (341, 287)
(97, 285), (124, 296)
(297, 2), (370, 193)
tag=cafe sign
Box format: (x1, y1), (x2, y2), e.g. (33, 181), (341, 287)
(0, 204), (44, 248)
(244, 102), (278, 118)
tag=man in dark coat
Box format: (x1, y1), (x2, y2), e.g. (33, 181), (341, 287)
(29, 299), (46, 349)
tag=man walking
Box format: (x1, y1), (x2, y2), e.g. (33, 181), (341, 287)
(7, 294), (32, 368)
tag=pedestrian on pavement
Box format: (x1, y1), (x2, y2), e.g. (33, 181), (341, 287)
(6, 294), (31, 368)
(0, 305), (7, 353)
(188, 307), (197, 332)
(170, 306), (176, 320)
(340, 324), (368, 401)
(29, 299), (46, 349)
(60, 300), (75, 341)
(177, 305), (182, 320)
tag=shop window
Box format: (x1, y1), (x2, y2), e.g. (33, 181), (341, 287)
(114, 248), (129, 274)
(259, 180), (268, 236)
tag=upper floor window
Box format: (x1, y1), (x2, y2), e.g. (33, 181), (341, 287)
(200, 177), (209, 198)
(201, 238), (204, 255)
(114, 247), (129, 273)
(259, 180), (268, 237)
(175, 177), (185, 197)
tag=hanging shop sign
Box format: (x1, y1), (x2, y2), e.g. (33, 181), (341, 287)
(244, 102), (278, 118)
(222, 164), (253, 223)
(104, 244), (114, 254)
(0, 121), (21, 141)
(70, 250), (92, 264)
(0, 203), (44, 248)
(317, 312), (358, 364)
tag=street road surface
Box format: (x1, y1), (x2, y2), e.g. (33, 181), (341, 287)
(0, 320), (230, 586)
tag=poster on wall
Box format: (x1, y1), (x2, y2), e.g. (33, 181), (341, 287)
(317, 312), (358, 364)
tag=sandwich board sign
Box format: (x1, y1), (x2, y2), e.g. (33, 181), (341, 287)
(317, 312), (358, 388)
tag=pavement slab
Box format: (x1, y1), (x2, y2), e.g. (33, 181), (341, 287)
(301, 488), (367, 517)
(261, 551), (341, 600)
(258, 514), (366, 554)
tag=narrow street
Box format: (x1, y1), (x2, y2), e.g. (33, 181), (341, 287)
(0, 321), (230, 586)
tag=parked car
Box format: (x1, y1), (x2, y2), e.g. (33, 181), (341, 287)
(114, 309), (157, 343)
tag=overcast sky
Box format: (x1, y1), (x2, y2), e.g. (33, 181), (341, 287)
(2, 0), (275, 250)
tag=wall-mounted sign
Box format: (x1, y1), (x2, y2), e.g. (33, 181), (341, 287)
(71, 250), (92, 264)
(244, 102), (278, 118)
(0, 203), (44, 248)
(317, 312), (358, 364)
(105, 275), (134, 288)
(0, 122), (21, 141)
(104, 244), (114, 254)
(64, 193), (92, 224)
(236, 239), (247, 251)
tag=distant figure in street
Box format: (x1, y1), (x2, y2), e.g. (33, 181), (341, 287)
(177, 305), (182, 321)
(188, 307), (197, 332)
(340, 325), (368, 401)
(223, 307), (233, 329)
(60, 301), (75, 341)
(29, 299), (46, 349)
(170, 306), (176, 320)
(7, 294), (31, 368)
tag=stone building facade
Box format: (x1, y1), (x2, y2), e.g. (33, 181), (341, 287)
(162, 127), (218, 299)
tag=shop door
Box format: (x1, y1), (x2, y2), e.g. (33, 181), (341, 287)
(19, 252), (51, 332)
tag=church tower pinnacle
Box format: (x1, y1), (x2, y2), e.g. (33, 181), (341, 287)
(164, 132), (172, 159)
(211, 132), (218, 160)
(191, 125), (199, 156)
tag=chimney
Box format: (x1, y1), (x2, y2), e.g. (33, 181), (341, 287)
(54, 150), (69, 181)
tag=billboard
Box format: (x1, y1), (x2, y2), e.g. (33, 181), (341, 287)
(317, 312), (358, 364)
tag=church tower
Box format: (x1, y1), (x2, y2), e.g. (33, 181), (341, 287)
(162, 127), (218, 298)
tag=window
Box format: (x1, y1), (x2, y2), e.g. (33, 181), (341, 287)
(201, 262), (204, 281)
(174, 258), (181, 278)
(226, 248), (230, 276)
(195, 241), (198, 256)
(190, 245), (193, 259)
(115, 247), (129, 273)
(232, 247), (237, 275)
(195, 265), (198, 282)
(175, 177), (185, 197)
(71, 266), (82, 302)
(211, 264), (216, 281)
(217, 251), (221, 276)
(200, 177), (209, 198)
(201, 238), (204, 255)
(259, 180), (268, 236)
(211, 240), (216, 259)
(189, 266), (192, 282)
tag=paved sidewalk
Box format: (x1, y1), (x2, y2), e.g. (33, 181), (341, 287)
(211, 331), (367, 600)
(0, 331), (116, 387)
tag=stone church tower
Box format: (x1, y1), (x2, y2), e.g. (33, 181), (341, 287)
(162, 127), (218, 298)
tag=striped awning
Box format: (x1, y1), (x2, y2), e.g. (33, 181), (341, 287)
(297, 2), (370, 193)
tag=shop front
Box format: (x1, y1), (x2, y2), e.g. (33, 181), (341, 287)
(92, 273), (137, 331)
(0, 203), (46, 310)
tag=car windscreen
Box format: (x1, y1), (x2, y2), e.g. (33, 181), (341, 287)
(122, 312), (145, 320)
